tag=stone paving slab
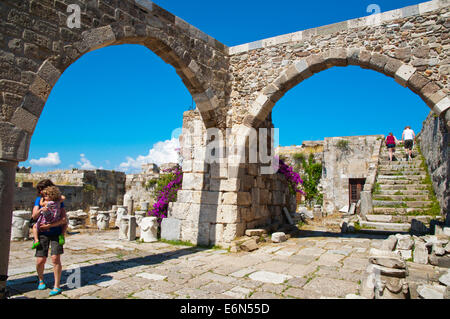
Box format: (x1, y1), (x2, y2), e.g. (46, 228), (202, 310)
(248, 271), (293, 284)
(302, 277), (360, 298)
(8, 228), (442, 299)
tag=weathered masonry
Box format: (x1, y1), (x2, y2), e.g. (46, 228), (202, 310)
(0, 0), (449, 298)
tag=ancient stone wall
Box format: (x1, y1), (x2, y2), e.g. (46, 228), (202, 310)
(15, 183), (85, 211)
(0, 0), (230, 164)
(231, 2), (449, 130)
(418, 111), (449, 221)
(276, 142), (324, 170)
(321, 135), (383, 214)
(124, 163), (160, 209)
(1, 0), (449, 249)
(165, 109), (296, 246)
(14, 168), (126, 210)
(124, 162), (179, 211)
(16, 169), (87, 185)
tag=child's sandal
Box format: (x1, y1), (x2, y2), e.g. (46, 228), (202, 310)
(38, 280), (46, 290)
(49, 287), (62, 296)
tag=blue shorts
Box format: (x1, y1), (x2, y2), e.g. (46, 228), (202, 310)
(387, 144), (396, 149)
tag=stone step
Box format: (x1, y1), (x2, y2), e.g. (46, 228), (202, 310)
(373, 207), (427, 214)
(377, 175), (426, 180)
(379, 161), (422, 167)
(378, 184), (427, 190)
(380, 152), (413, 156)
(377, 179), (426, 185)
(365, 214), (439, 224)
(378, 165), (423, 171)
(377, 190), (429, 196)
(379, 156), (421, 161)
(373, 200), (433, 208)
(359, 221), (411, 232)
(377, 171), (426, 176)
(373, 194), (430, 201)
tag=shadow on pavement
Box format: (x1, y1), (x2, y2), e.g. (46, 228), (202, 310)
(6, 246), (202, 298)
(290, 228), (390, 241)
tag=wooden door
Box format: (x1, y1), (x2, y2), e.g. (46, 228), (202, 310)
(349, 178), (366, 205)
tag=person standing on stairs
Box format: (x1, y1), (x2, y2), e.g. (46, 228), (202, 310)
(385, 132), (399, 162)
(402, 126), (416, 161)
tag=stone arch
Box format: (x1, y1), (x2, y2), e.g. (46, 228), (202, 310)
(10, 24), (221, 163)
(1, 0), (228, 164)
(243, 48), (449, 129)
(0, 2), (231, 296)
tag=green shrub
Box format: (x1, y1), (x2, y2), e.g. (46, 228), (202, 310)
(145, 178), (158, 190)
(336, 139), (349, 151)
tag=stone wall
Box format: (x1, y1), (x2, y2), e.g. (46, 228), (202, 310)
(165, 110), (296, 247)
(321, 135), (383, 215)
(276, 141), (324, 167)
(15, 169), (126, 210)
(418, 111), (449, 222)
(125, 163), (159, 210)
(124, 162), (179, 211)
(1, 0), (449, 248)
(15, 183), (85, 211)
(0, 0), (230, 164)
(230, 2), (450, 130)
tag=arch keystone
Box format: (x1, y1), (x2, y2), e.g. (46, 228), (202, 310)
(395, 64), (416, 87)
(347, 48), (361, 65)
(305, 54), (327, 73)
(358, 50), (373, 68)
(293, 60), (313, 80)
(322, 48), (348, 67)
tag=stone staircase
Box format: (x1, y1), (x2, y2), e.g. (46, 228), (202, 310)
(358, 144), (441, 233)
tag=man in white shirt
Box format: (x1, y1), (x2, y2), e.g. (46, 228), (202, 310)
(402, 126), (416, 161)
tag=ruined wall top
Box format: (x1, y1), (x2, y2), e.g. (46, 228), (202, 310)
(228, 0), (450, 55)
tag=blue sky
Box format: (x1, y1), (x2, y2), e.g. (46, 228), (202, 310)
(24, 0), (430, 172)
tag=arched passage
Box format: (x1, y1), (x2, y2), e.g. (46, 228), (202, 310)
(9, 23), (223, 164)
(243, 49), (449, 129)
(25, 43), (193, 173)
(223, 48), (449, 239)
(0, 0), (229, 297)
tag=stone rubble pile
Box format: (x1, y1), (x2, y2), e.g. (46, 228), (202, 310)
(362, 231), (450, 299)
(412, 232), (450, 267)
(362, 247), (409, 299)
(230, 227), (294, 253)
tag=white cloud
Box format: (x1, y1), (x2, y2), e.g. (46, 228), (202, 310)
(77, 154), (96, 170)
(119, 138), (180, 173)
(30, 152), (61, 167)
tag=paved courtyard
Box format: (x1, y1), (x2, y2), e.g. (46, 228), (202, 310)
(6, 227), (397, 300)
